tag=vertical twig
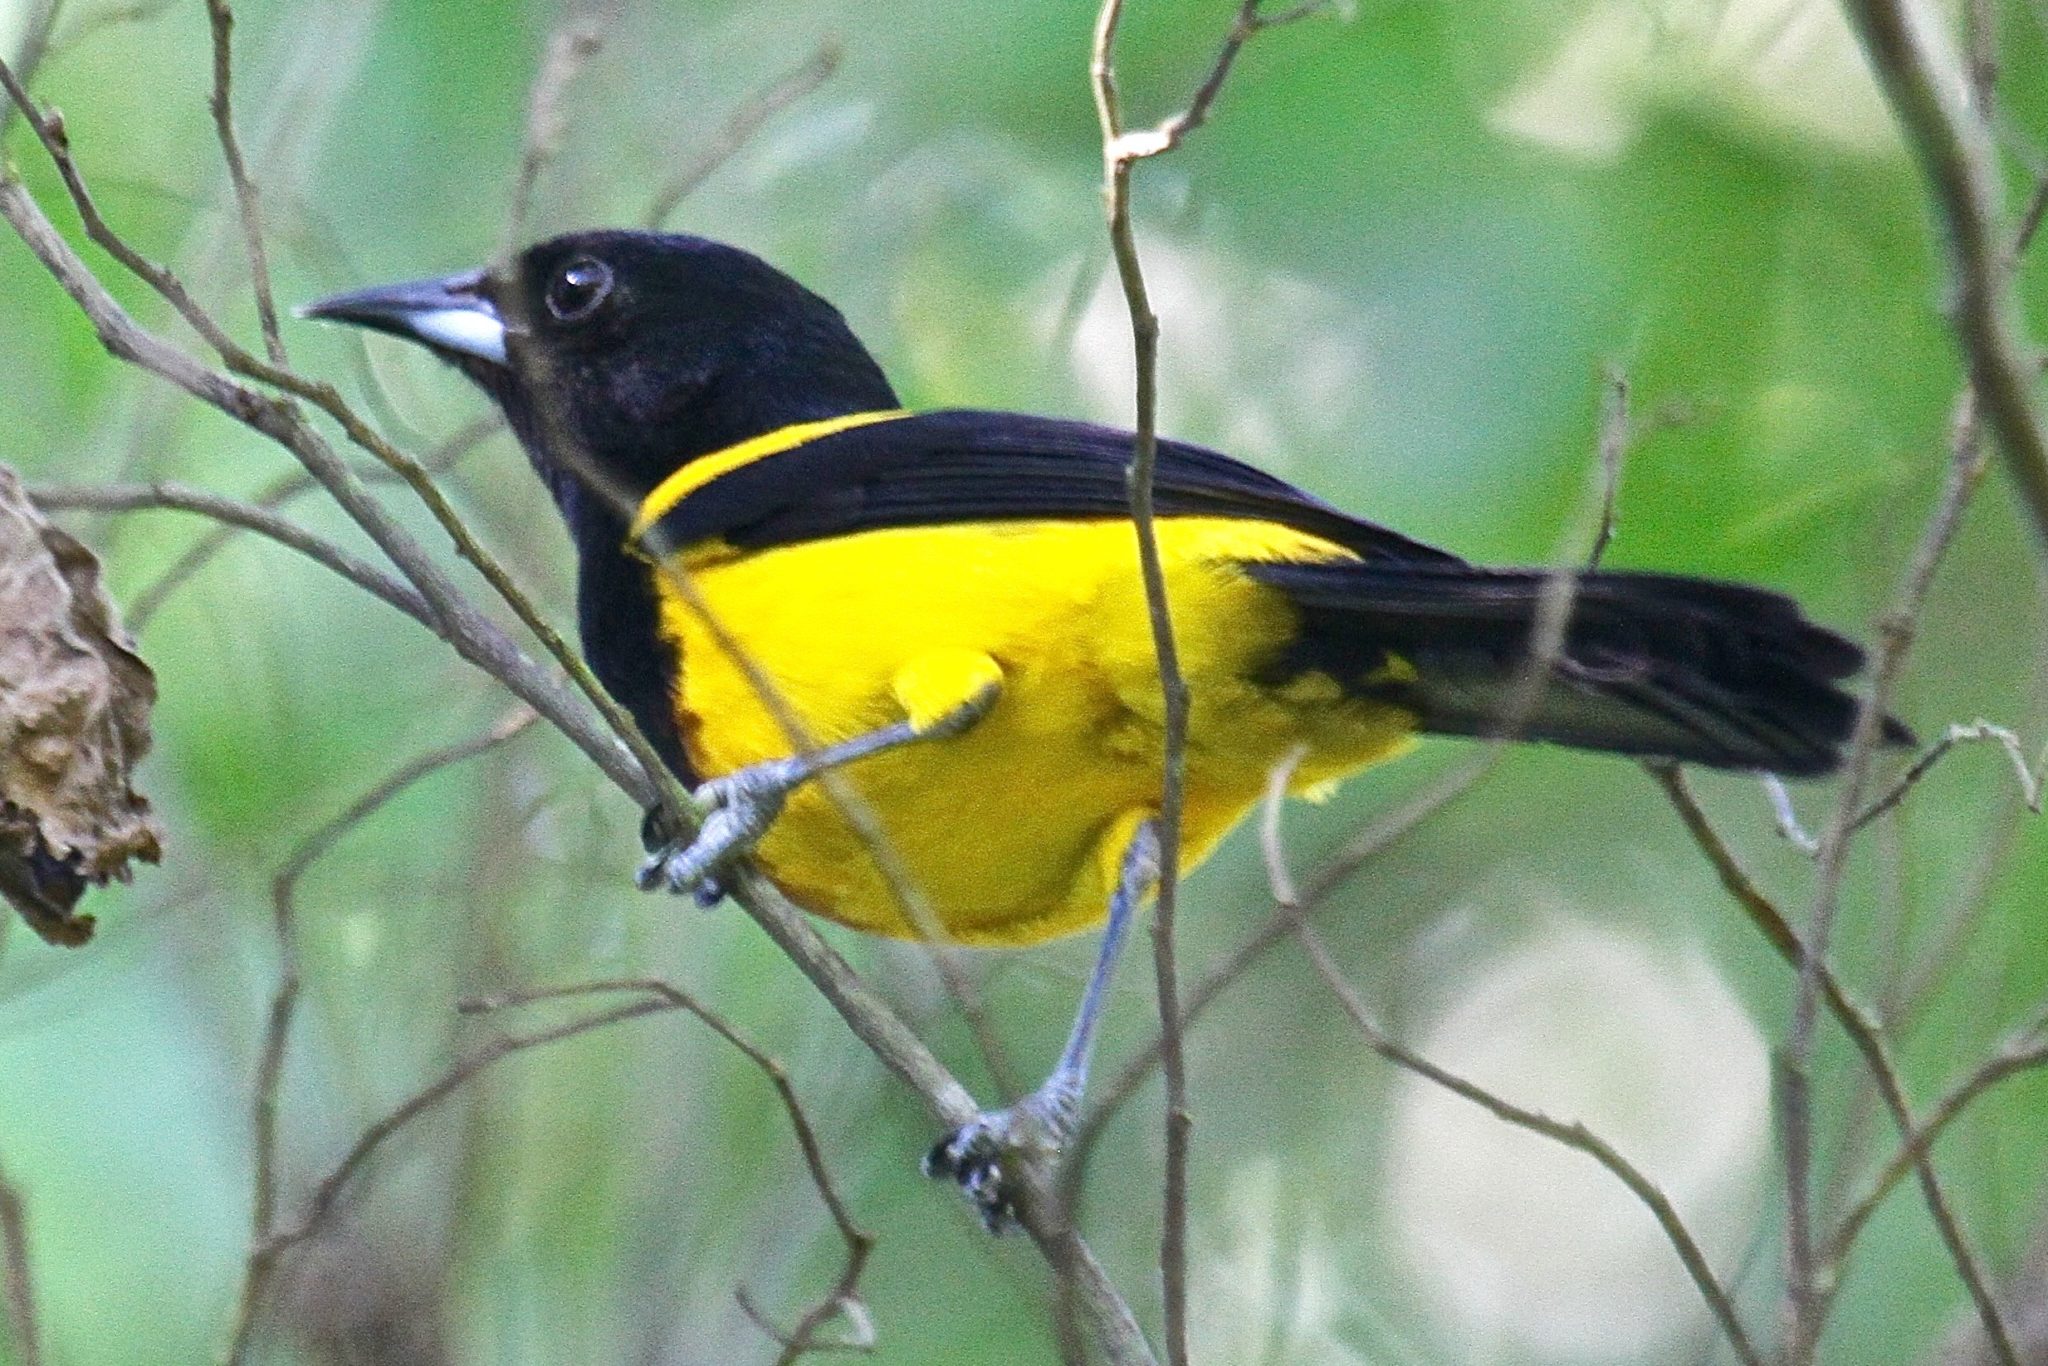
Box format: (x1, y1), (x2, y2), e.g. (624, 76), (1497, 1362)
(1588, 368), (1629, 569)
(1086, 4), (1339, 1352)
(203, 0), (286, 366)
(1782, 390), (2003, 1363)
(1088, 8), (1191, 1352)
(504, 14), (607, 256)
(0, 1164), (41, 1366)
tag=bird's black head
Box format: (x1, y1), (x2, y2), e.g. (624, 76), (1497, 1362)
(303, 230), (899, 523)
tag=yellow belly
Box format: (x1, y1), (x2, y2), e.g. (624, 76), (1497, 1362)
(652, 517), (1418, 945)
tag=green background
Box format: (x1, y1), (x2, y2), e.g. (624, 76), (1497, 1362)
(3, 0), (2045, 1361)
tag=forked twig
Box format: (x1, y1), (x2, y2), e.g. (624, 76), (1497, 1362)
(1088, 5), (1337, 1354)
(1649, 764), (2009, 1352)
(1830, 1007), (2048, 1267)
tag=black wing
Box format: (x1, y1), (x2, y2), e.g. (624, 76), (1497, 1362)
(639, 409), (1460, 566)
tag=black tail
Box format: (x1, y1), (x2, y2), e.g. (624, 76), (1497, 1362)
(1249, 561), (1909, 777)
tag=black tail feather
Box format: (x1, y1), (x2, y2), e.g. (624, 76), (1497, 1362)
(1249, 561), (1909, 777)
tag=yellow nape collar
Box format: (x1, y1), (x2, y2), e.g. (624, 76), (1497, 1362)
(629, 408), (909, 541)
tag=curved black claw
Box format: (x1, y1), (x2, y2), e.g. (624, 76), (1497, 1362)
(634, 764), (795, 898)
(924, 1116), (1022, 1234)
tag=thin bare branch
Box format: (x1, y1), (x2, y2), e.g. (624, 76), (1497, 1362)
(224, 709), (537, 1366)
(1831, 1007), (2048, 1267)
(0, 1163), (41, 1366)
(1085, 3), (1330, 1351)
(1084, 7), (1349, 1352)
(28, 480), (434, 628)
(0, 0), (64, 142)
(1838, 0), (2048, 553)
(736, 1286), (876, 1362)
(1782, 387), (2005, 1364)
(1851, 719), (2045, 831)
(0, 54), (247, 360)
(462, 979), (873, 1364)
(645, 41), (844, 230)
(124, 414), (500, 629)
(247, 998), (672, 1280)
(1588, 368), (1629, 568)
(1296, 925), (1764, 1366)
(203, 0), (287, 365)
(505, 15), (608, 256)
(1648, 764), (2009, 1356)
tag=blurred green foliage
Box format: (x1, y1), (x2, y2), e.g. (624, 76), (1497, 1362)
(2, 0), (2045, 1362)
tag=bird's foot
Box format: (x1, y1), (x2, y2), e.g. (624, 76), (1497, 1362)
(923, 1078), (1079, 1233)
(636, 761), (799, 899)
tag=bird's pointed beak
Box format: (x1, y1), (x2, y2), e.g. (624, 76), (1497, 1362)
(298, 267), (507, 366)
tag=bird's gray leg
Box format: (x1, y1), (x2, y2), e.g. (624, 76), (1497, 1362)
(923, 820), (1160, 1231)
(637, 685), (996, 902)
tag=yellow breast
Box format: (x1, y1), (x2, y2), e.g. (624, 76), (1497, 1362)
(650, 517), (1418, 945)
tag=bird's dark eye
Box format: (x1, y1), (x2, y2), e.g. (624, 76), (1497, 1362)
(545, 256), (613, 323)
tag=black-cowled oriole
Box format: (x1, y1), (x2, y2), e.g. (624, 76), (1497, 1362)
(306, 230), (1904, 1226)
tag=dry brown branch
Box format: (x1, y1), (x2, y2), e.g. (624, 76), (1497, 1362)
(645, 41), (843, 230)
(1838, 0), (2048, 553)
(1782, 387), (2007, 1364)
(1294, 925), (1765, 1366)
(0, 1163), (41, 1366)
(462, 979), (874, 1364)
(203, 0), (286, 365)
(223, 708), (537, 1365)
